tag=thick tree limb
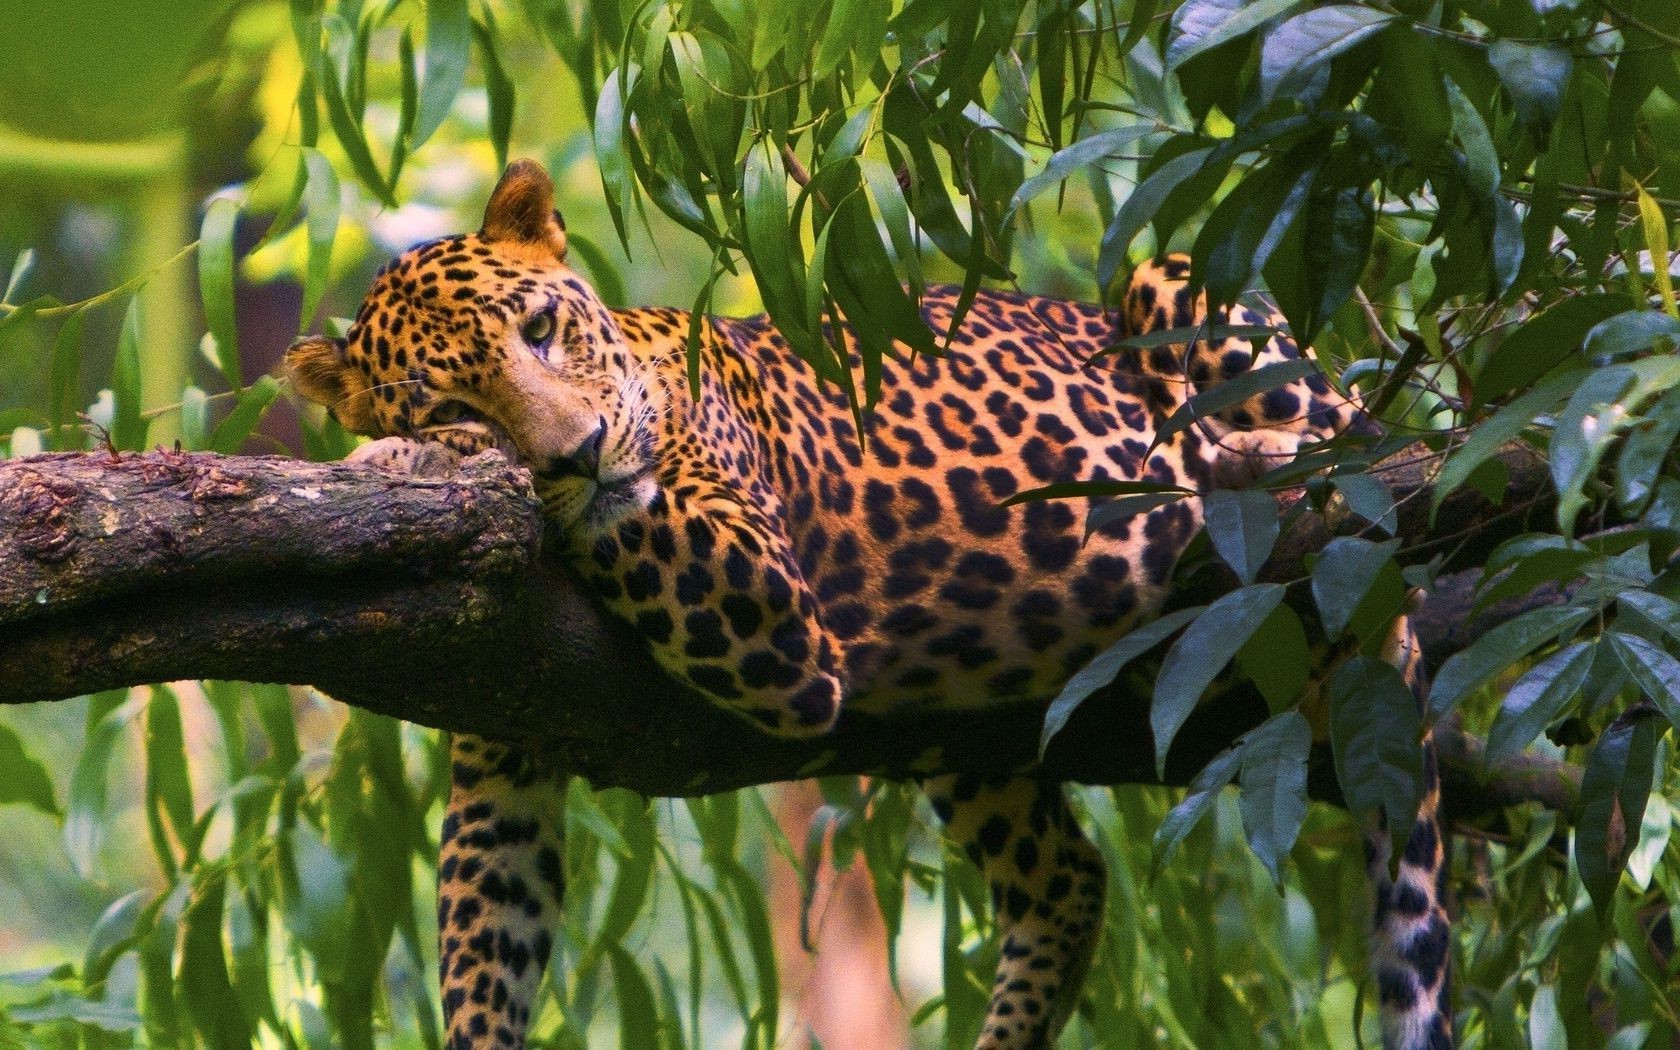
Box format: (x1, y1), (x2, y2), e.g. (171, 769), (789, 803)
(0, 443), (1571, 815)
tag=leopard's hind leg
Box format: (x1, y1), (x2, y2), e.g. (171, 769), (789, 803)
(927, 774), (1106, 1050)
(438, 736), (566, 1049)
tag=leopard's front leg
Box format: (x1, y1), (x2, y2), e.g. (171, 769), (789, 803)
(586, 480), (845, 736)
(347, 436), (568, 1049)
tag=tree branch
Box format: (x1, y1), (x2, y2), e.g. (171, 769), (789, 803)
(0, 443), (1571, 817)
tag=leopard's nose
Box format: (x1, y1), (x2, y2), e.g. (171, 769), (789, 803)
(540, 416), (607, 479)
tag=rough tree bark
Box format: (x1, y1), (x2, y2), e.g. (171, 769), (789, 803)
(0, 442), (1573, 814)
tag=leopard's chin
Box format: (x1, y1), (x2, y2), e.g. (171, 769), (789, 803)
(537, 469), (657, 537)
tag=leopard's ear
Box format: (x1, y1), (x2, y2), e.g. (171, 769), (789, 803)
(284, 334), (376, 434)
(481, 159), (567, 258)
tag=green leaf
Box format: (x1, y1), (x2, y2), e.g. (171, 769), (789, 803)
(145, 686), (196, 875)
(1151, 744), (1242, 877)
(1488, 41), (1573, 132)
(1259, 6), (1394, 103)
(473, 16), (516, 171)
(1608, 632), (1680, 731)
(1476, 293), (1631, 405)
(208, 376), (281, 454)
(1154, 584), (1286, 775)
(1042, 606), (1204, 755)
(181, 873), (253, 1050)
(1487, 642), (1594, 764)
(1084, 492), (1193, 537)
(1329, 656), (1424, 858)
(1311, 537), (1401, 639)
(66, 693), (136, 879)
(1432, 370), (1581, 513)
(1202, 488), (1278, 585)
(1575, 711), (1660, 919)
(1153, 358), (1320, 450)
(1096, 323), (1276, 356)
(1235, 601), (1310, 712)
(1, 247), (34, 304)
(1238, 709), (1310, 885)
(1006, 124), (1156, 222)
(299, 149), (340, 331)
(1167, 0), (1302, 70)
(606, 945), (662, 1050)
(0, 719), (59, 816)
(1616, 385), (1680, 511)
(1331, 473), (1396, 535)
(1552, 365), (1636, 535)
(1096, 147), (1213, 293)
(48, 310), (84, 449)
(112, 294), (148, 452)
(1635, 183), (1677, 318)
(1295, 182), (1374, 342)
(320, 58), (395, 207)
(1431, 604), (1593, 717)
(1584, 310), (1680, 360)
(282, 822), (353, 980)
(412, 0), (469, 151)
(199, 196), (244, 389)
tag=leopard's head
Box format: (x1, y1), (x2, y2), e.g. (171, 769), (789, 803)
(285, 160), (662, 531)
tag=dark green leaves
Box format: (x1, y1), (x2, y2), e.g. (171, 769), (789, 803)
(1153, 584), (1286, 775)
(1487, 642), (1594, 764)
(199, 196), (242, 390)
(1258, 6), (1393, 103)
(1310, 537), (1400, 639)
(1167, 0), (1302, 71)
(1431, 605), (1594, 717)
(1576, 711), (1660, 919)
(1238, 710), (1310, 885)
(1152, 745), (1242, 876)
(1042, 606), (1203, 755)
(1487, 41), (1572, 133)
(1202, 488), (1278, 584)
(1329, 656), (1424, 858)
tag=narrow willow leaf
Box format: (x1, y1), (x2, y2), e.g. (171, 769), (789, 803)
(1238, 709), (1311, 885)
(413, 0), (469, 151)
(1004, 478), (1194, 506)
(0, 719), (58, 816)
(1084, 491), (1191, 537)
(1, 247), (33, 304)
(1154, 584), (1286, 774)
(1153, 358), (1319, 449)
(1635, 183), (1678, 318)
(1487, 642), (1593, 764)
(1006, 124), (1155, 222)
(145, 686), (196, 875)
(1095, 323), (1276, 356)
(607, 945), (662, 1050)
(1096, 147), (1212, 292)
(1202, 488), (1278, 585)
(1584, 310), (1680, 359)
(199, 196), (243, 389)
(473, 15), (515, 170)
(112, 294), (148, 451)
(299, 150), (340, 331)
(1042, 606), (1203, 754)
(1151, 744), (1242, 877)
(181, 873), (254, 1050)
(1431, 604), (1593, 717)
(66, 694), (137, 879)
(209, 376), (282, 454)
(1311, 537), (1401, 639)
(48, 310), (84, 449)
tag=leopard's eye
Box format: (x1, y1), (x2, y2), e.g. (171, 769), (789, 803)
(521, 309), (556, 349)
(428, 400), (475, 425)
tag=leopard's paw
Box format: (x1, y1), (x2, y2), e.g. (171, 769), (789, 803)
(345, 436), (461, 477)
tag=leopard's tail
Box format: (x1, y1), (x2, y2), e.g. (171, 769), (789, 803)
(1368, 618), (1453, 1050)
(438, 734), (566, 1049)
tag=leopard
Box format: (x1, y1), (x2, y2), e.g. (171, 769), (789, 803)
(285, 159), (1452, 1050)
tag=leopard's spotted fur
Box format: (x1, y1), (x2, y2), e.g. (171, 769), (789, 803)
(287, 161), (1452, 1049)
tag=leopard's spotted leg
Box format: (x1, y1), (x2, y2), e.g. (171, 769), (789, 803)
(1368, 616), (1453, 1050)
(927, 775), (1106, 1050)
(346, 437), (568, 1049)
(588, 482), (845, 737)
(439, 736), (566, 1049)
